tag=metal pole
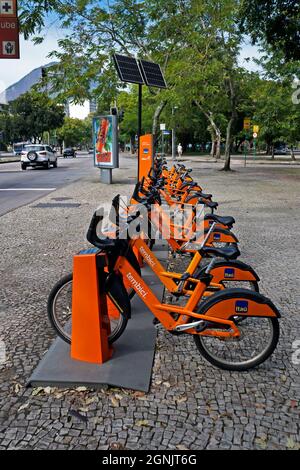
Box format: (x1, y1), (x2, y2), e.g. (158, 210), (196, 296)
(172, 128), (176, 160)
(137, 84), (142, 181)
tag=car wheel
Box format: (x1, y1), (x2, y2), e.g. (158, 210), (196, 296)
(44, 160), (51, 169)
(21, 163), (27, 171)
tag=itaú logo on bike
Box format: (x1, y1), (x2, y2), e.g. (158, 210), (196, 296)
(126, 273), (148, 298)
(235, 300), (248, 313)
(139, 246), (156, 267)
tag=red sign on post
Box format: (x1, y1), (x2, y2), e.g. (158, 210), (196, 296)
(0, 0), (19, 59)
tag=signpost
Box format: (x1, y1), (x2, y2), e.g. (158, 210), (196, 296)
(252, 126), (259, 160)
(243, 118), (251, 130)
(160, 124), (166, 157)
(0, 0), (19, 59)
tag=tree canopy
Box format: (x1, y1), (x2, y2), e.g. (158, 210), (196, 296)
(10, 1), (300, 168)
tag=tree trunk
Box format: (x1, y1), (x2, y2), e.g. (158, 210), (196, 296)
(210, 131), (216, 157)
(223, 117), (234, 171)
(271, 145), (275, 159)
(215, 129), (221, 159)
(130, 135), (135, 154)
(194, 101), (221, 159)
(152, 100), (167, 142)
(290, 145), (296, 161)
(222, 76), (237, 171)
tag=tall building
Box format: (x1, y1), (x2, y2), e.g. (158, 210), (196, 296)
(0, 64), (94, 120)
(0, 63), (56, 104)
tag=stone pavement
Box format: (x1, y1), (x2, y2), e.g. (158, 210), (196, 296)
(0, 158), (299, 450)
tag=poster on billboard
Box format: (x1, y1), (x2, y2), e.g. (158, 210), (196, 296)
(93, 115), (119, 169)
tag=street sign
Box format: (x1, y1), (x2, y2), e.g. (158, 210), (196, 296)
(163, 130), (171, 135)
(0, 0), (17, 17)
(243, 118), (251, 130)
(0, 0), (19, 59)
(253, 125), (260, 134)
(160, 123), (166, 131)
(0, 18), (19, 58)
(253, 133), (258, 139)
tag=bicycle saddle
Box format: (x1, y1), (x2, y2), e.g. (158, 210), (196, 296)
(204, 214), (235, 227)
(189, 191), (213, 200)
(198, 199), (218, 209)
(200, 245), (240, 260)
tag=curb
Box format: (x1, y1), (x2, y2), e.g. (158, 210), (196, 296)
(0, 158), (20, 164)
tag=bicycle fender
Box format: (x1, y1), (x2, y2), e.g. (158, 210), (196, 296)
(197, 288), (281, 320)
(196, 260), (260, 283)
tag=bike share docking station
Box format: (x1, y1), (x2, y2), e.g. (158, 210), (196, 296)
(28, 241), (168, 392)
(27, 55), (168, 392)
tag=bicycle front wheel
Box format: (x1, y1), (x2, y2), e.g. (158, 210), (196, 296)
(47, 273), (129, 345)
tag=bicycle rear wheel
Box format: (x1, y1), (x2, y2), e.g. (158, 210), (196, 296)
(194, 289), (280, 371)
(47, 273), (129, 345)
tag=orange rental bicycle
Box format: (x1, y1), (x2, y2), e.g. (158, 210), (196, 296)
(48, 211), (280, 371)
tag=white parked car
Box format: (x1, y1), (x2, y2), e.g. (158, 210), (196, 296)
(21, 144), (57, 170)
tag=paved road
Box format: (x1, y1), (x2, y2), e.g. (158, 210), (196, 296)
(0, 153), (95, 216)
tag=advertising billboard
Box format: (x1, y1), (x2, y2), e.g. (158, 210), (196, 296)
(93, 115), (119, 169)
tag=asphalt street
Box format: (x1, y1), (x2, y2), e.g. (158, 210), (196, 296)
(0, 153), (95, 217)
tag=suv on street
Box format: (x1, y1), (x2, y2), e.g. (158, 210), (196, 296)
(21, 145), (57, 170)
(63, 147), (77, 158)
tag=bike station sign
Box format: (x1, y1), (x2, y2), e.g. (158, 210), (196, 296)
(0, 0), (19, 59)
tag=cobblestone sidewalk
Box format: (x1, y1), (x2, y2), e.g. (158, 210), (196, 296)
(0, 162), (299, 450)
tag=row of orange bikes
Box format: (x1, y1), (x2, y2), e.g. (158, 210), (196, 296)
(48, 156), (280, 371)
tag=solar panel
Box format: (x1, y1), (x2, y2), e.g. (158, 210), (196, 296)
(113, 54), (144, 85)
(139, 60), (167, 89)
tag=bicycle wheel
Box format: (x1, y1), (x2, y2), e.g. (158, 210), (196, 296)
(47, 273), (129, 345)
(194, 289), (280, 371)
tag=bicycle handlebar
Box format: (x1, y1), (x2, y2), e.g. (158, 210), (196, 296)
(86, 211), (116, 249)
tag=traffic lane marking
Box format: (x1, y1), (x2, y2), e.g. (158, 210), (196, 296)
(0, 188), (57, 191)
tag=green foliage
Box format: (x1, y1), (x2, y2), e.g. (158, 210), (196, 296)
(240, 0), (300, 61)
(7, 90), (65, 143)
(56, 117), (92, 147)
(18, 1), (58, 39)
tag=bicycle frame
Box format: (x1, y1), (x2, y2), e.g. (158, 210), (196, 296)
(113, 254), (277, 339)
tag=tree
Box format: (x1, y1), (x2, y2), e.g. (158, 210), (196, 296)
(56, 117), (92, 149)
(9, 90), (65, 143)
(252, 79), (300, 159)
(18, 1), (58, 39)
(240, 0), (300, 61)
